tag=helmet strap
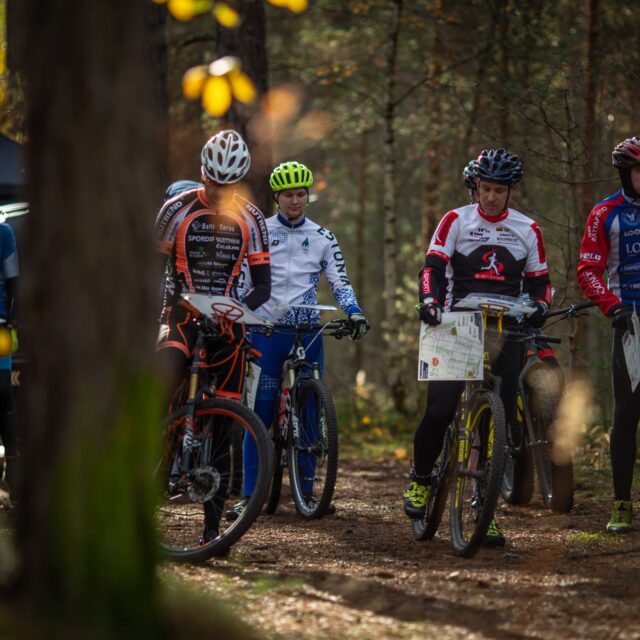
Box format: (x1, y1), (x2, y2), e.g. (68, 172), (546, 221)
(618, 167), (640, 201)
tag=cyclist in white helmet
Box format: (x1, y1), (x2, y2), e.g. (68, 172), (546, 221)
(155, 129), (271, 543)
(226, 160), (369, 520)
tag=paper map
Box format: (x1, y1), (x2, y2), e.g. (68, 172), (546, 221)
(418, 311), (484, 381)
(622, 308), (640, 393)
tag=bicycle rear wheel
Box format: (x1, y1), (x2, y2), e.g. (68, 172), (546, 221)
(264, 420), (285, 514)
(501, 393), (534, 505)
(450, 390), (507, 558)
(156, 398), (273, 563)
(526, 367), (573, 513)
(288, 378), (338, 519)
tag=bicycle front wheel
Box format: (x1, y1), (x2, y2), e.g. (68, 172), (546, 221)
(450, 390), (507, 558)
(412, 426), (455, 541)
(156, 398), (273, 563)
(288, 378), (338, 519)
(526, 367), (573, 513)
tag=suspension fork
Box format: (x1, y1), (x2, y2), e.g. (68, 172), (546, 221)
(180, 333), (206, 474)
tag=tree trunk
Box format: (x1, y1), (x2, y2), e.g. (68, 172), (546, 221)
(217, 0), (272, 216)
(355, 129), (368, 376)
(382, 0), (404, 412)
(15, 0), (164, 634)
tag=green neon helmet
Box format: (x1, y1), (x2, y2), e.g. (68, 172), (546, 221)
(269, 161), (314, 192)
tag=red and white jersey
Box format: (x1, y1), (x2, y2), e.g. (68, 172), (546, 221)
(421, 204), (551, 308)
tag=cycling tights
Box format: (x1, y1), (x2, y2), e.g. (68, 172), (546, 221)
(610, 327), (640, 501)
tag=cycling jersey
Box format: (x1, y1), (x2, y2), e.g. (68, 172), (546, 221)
(577, 190), (640, 315)
(156, 186), (270, 315)
(241, 212), (362, 323)
(0, 224), (18, 372)
(420, 204), (552, 307)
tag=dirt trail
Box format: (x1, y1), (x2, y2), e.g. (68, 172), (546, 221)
(166, 456), (638, 638)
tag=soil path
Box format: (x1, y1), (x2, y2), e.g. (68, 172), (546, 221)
(165, 456), (640, 639)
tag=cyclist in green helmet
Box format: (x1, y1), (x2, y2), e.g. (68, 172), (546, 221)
(226, 160), (369, 520)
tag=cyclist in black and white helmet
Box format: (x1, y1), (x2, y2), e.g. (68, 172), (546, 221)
(155, 130), (271, 544)
(405, 147), (552, 548)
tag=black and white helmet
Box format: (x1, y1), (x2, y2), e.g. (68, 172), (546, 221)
(201, 129), (251, 184)
(474, 148), (523, 186)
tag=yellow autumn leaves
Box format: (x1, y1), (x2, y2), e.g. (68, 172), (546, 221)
(154, 0), (309, 117)
(152, 0), (308, 24)
(183, 56), (255, 117)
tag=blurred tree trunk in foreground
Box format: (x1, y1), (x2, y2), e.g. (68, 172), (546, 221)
(1, 1), (256, 638)
(16, 0), (163, 634)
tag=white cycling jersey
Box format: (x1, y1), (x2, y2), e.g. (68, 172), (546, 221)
(238, 212), (362, 324)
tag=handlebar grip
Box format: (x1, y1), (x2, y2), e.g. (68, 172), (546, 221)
(536, 335), (562, 344)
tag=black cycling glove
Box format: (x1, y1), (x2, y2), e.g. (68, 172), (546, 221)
(348, 313), (370, 342)
(527, 301), (549, 328)
(419, 300), (443, 326)
(610, 303), (634, 332)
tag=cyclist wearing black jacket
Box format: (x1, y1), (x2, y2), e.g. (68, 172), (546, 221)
(404, 149), (552, 547)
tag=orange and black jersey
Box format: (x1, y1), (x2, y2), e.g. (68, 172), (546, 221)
(156, 187), (271, 317)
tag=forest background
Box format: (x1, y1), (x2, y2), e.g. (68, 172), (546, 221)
(1, 0), (639, 637)
(2, 0), (639, 455)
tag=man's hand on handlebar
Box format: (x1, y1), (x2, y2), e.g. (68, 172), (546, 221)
(527, 301), (549, 328)
(348, 313), (370, 342)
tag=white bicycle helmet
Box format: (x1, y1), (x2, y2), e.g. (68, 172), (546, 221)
(200, 129), (251, 184)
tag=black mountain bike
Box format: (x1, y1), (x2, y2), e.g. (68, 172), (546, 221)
(258, 314), (350, 519)
(155, 296), (273, 563)
(501, 301), (595, 513)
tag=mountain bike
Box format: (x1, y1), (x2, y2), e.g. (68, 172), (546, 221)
(413, 294), (517, 558)
(256, 307), (350, 519)
(501, 301), (595, 513)
(155, 295), (273, 563)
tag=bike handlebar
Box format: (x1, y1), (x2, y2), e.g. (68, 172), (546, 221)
(546, 300), (595, 319)
(250, 319), (351, 338)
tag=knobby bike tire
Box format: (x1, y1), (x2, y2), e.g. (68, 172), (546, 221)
(265, 420), (285, 515)
(412, 426), (456, 541)
(288, 378), (339, 519)
(501, 393), (535, 505)
(228, 422), (244, 498)
(526, 367), (574, 513)
(156, 398), (273, 563)
(450, 390), (507, 558)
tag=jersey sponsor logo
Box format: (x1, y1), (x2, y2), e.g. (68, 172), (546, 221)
(580, 251), (601, 262)
(271, 239), (280, 246)
(624, 241), (640, 256)
(584, 271), (606, 296)
(623, 228), (640, 236)
(587, 212), (602, 242)
(420, 268), (432, 296)
(192, 220), (214, 232)
(495, 226), (518, 244)
(302, 237), (310, 250)
(470, 227), (490, 242)
(187, 234), (216, 242)
(474, 249), (505, 281)
(621, 208), (640, 226)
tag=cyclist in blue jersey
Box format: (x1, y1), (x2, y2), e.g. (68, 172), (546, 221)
(0, 221), (19, 500)
(578, 136), (640, 534)
(226, 161), (369, 520)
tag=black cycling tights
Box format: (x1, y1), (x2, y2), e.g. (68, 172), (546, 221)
(0, 371), (16, 494)
(413, 337), (521, 479)
(610, 327), (640, 501)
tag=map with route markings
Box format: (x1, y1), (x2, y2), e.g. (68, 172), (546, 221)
(418, 312), (484, 381)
